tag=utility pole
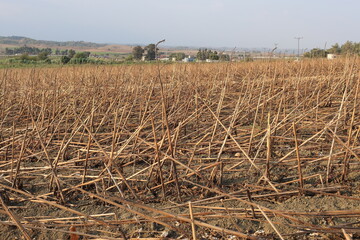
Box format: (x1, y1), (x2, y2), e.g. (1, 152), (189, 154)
(269, 43), (278, 60)
(230, 46), (236, 61)
(271, 43), (278, 57)
(274, 43), (278, 51)
(294, 37), (303, 59)
(155, 39), (165, 60)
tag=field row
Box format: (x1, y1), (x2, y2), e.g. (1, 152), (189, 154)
(0, 59), (359, 239)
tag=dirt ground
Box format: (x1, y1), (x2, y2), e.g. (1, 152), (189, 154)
(1, 60), (360, 239)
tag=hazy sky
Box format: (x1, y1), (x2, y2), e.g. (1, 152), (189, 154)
(1, 0), (359, 49)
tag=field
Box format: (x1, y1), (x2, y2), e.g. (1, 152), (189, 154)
(0, 58), (359, 239)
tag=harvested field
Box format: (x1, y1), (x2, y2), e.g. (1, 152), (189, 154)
(0, 58), (359, 239)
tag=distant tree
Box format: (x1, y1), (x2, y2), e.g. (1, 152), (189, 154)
(340, 41), (359, 55)
(37, 51), (49, 60)
(74, 51), (90, 59)
(19, 53), (30, 61)
(209, 51), (219, 60)
(18, 53), (37, 62)
(68, 49), (76, 58)
(144, 44), (157, 60)
(60, 56), (71, 64)
(244, 56), (254, 62)
(196, 49), (221, 60)
(132, 46), (144, 60)
(303, 48), (328, 58)
(341, 41), (352, 54)
(42, 48), (52, 55)
(354, 42), (360, 55)
(328, 43), (341, 54)
(55, 49), (61, 55)
(5, 48), (14, 55)
(196, 49), (207, 60)
(219, 53), (230, 61)
(325, 41), (360, 55)
(61, 49), (68, 56)
(178, 52), (186, 60)
(124, 54), (134, 62)
(6, 46), (42, 55)
(69, 57), (90, 64)
(170, 52), (186, 61)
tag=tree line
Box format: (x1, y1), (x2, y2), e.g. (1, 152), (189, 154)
(0, 36), (106, 48)
(5, 46), (86, 56)
(132, 45), (187, 61)
(5, 46), (52, 55)
(131, 44), (158, 61)
(6, 47), (93, 64)
(196, 49), (230, 61)
(60, 50), (91, 64)
(131, 45), (230, 62)
(304, 41), (360, 58)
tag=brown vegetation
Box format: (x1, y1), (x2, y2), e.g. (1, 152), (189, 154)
(0, 58), (359, 239)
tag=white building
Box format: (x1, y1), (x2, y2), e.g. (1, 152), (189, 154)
(327, 54), (338, 60)
(183, 56), (195, 62)
(159, 57), (170, 61)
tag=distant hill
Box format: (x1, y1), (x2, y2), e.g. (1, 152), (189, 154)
(0, 36), (107, 48)
(0, 36), (198, 55)
(0, 36), (137, 54)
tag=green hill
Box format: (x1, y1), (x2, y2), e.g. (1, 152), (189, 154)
(0, 36), (107, 48)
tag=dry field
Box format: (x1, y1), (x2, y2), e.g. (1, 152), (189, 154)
(0, 58), (359, 239)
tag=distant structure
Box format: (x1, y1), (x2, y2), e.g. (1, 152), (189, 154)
(327, 54), (338, 60)
(205, 59), (219, 63)
(183, 56), (195, 62)
(159, 57), (170, 61)
(294, 37), (303, 59)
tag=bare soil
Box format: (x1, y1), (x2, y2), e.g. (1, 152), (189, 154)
(0, 59), (359, 239)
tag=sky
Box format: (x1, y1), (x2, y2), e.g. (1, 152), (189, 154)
(0, 0), (359, 49)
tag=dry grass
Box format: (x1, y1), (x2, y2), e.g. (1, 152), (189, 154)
(0, 58), (359, 239)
